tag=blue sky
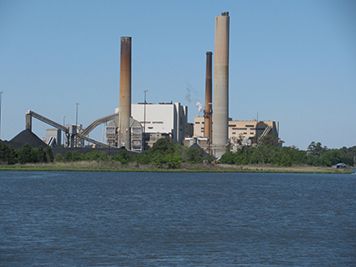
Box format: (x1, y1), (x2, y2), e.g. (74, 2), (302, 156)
(0, 0), (355, 149)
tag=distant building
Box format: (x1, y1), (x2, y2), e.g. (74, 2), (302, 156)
(106, 121), (117, 147)
(106, 118), (143, 152)
(45, 125), (85, 148)
(106, 102), (189, 149)
(44, 128), (61, 147)
(193, 116), (279, 147)
(131, 102), (188, 147)
(184, 123), (194, 138)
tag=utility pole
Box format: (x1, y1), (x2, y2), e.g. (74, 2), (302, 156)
(75, 102), (79, 126)
(143, 90), (148, 149)
(0, 91), (3, 139)
(75, 102), (79, 147)
(63, 115), (66, 147)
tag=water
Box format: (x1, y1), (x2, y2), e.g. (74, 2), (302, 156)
(1, 171), (355, 266)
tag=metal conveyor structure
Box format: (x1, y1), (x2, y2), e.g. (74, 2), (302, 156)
(81, 113), (117, 136)
(25, 110), (112, 148)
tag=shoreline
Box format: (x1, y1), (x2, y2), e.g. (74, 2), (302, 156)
(0, 161), (353, 174)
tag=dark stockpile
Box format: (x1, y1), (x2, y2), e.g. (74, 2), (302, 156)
(9, 129), (48, 149)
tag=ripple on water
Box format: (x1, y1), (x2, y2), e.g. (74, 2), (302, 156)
(0, 171), (355, 266)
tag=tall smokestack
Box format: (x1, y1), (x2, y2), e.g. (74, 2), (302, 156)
(204, 51), (213, 142)
(118, 36), (132, 150)
(212, 12), (229, 157)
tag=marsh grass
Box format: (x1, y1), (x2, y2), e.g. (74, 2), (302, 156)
(0, 161), (351, 174)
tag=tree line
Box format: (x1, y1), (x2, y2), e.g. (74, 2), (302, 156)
(54, 140), (356, 168)
(220, 141), (356, 167)
(1, 139), (355, 168)
(0, 143), (53, 164)
(55, 138), (214, 169)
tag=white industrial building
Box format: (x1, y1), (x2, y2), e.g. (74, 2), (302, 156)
(106, 102), (189, 149)
(131, 102), (188, 146)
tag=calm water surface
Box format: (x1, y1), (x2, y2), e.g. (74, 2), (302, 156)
(0, 171), (355, 266)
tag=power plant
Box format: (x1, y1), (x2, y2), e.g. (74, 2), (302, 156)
(16, 11), (280, 157)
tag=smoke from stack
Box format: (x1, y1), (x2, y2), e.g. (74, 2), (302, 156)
(204, 51), (213, 142)
(118, 36), (132, 150)
(196, 101), (203, 112)
(212, 12), (229, 157)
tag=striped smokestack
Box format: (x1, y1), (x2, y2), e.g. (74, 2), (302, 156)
(212, 12), (229, 158)
(204, 51), (213, 142)
(118, 36), (132, 150)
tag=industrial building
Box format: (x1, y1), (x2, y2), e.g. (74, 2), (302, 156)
(189, 11), (281, 156)
(105, 102), (188, 149)
(131, 102), (188, 146)
(44, 128), (62, 147)
(105, 115), (143, 152)
(44, 125), (85, 147)
(104, 36), (190, 150)
(193, 116), (279, 147)
(27, 36), (190, 151)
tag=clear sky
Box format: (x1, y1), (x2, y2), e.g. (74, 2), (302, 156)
(0, 0), (355, 149)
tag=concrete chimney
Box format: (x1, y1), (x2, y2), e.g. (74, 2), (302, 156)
(204, 51), (213, 142)
(118, 36), (132, 150)
(212, 12), (229, 158)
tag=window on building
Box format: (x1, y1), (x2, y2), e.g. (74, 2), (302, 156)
(245, 124), (254, 127)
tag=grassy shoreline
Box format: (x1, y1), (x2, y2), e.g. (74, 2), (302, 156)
(0, 161), (353, 174)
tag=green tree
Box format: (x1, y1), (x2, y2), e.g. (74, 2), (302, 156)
(45, 147), (54, 162)
(220, 151), (236, 164)
(0, 142), (17, 164)
(307, 141), (326, 156)
(84, 150), (109, 161)
(17, 145), (35, 163)
(151, 138), (176, 154)
(113, 148), (131, 164)
(185, 145), (211, 163)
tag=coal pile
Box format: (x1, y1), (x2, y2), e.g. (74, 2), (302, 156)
(9, 129), (48, 149)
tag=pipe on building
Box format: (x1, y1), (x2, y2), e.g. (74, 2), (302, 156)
(212, 12), (229, 157)
(204, 51), (213, 142)
(118, 36), (132, 150)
